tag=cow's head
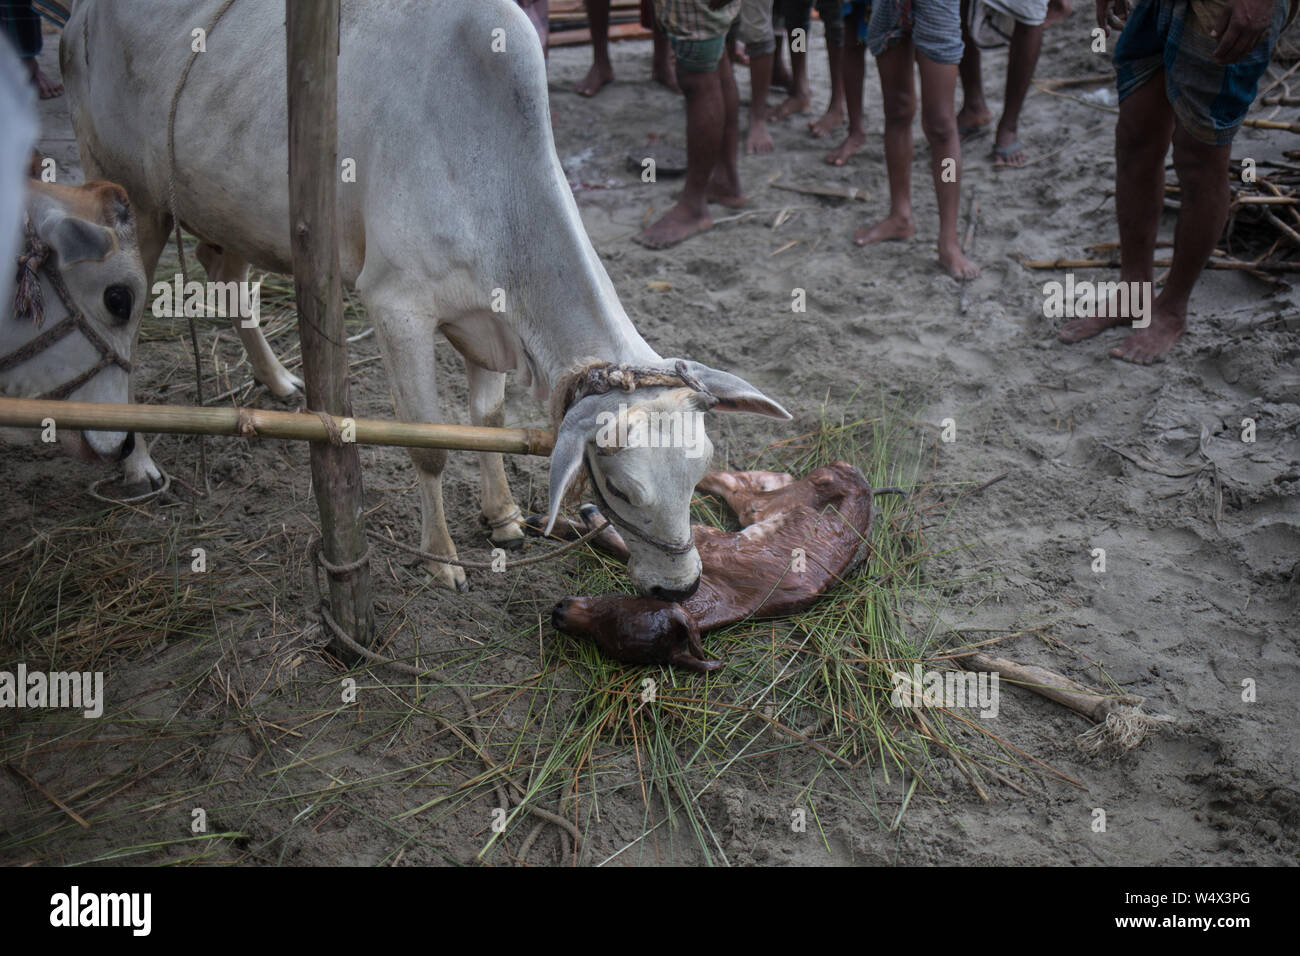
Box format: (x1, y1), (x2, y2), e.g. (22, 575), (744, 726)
(546, 360), (790, 599)
(3, 180), (145, 461)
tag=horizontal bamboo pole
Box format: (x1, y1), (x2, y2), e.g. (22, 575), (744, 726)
(0, 398), (554, 456)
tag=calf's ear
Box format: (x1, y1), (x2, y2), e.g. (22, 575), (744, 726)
(664, 359), (792, 420)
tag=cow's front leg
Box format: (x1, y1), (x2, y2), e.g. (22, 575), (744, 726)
(464, 360), (525, 549)
(194, 242), (304, 400)
(364, 303), (466, 591)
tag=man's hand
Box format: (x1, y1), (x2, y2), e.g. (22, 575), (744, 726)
(1211, 0), (1273, 64)
(1095, 0), (1131, 35)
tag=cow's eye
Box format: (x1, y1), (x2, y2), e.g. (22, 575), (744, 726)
(103, 285), (133, 322)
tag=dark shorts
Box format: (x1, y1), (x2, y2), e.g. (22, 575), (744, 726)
(1114, 0), (1288, 146)
(0, 0), (42, 58)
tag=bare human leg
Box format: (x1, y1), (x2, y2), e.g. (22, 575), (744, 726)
(855, 41), (916, 244)
(826, 6), (868, 165)
(1060, 74), (1173, 342)
(746, 51), (776, 153)
(652, 23), (682, 92)
(707, 53), (746, 206)
(637, 63), (725, 247)
(957, 0), (993, 135)
(1110, 122), (1229, 363)
(575, 0), (614, 96)
(809, 33), (846, 137)
(991, 21), (1045, 166)
(918, 52), (979, 279)
(770, 25), (812, 119)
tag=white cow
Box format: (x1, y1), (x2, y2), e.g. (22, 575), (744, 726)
(61, 0), (790, 599)
(1, 176), (150, 466)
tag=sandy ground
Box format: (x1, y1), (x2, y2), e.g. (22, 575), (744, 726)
(1, 17), (1297, 866)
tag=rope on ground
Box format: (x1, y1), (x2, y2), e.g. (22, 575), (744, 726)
(305, 538), (584, 859)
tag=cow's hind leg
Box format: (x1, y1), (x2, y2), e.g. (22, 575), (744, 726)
(463, 360), (525, 549)
(194, 242), (303, 399)
(363, 301), (466, 592)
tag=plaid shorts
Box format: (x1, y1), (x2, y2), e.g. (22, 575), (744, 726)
(655, 0), (741, 69)
(1114, 0), (1289, 146)
(866, 0), (964, 64)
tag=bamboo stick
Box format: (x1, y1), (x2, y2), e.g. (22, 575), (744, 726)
(0, 398), (556, 456)
(288, 0), (367, 652)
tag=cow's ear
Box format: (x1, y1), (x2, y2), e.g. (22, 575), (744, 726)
(545, 395), (600, 534)
(667, 360), (792, 420)
(35, 209), (117, 265)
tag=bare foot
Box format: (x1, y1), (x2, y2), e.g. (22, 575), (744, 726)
(769, 92), (811, 122)
(636, 204), (712, 248)
(575, 62), (614, 97)
(1059, 313), (1124, 343)
(746, 121), (774, 154)
(1109, 306), (1185, 364)
(26, 61), (63, 100)
(1044, 0), (1072, 26)
(825, 130), (866, 166)
(854, 213), (914, 245)
(938, 239), (980, 280)
(808, 106), (845, 138)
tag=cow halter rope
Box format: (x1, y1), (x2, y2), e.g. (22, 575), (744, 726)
(163, 0), (239, 495)
(561, 360), (716, 556)
(5, 222), (134, 400)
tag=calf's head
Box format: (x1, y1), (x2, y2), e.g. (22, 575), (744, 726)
(546, 360), (790, 599)
(4, 181), (145, 461)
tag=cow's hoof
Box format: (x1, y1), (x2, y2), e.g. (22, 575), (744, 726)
(258, 367), (305, 400)
(426, 561), (468, 593)
(490, 524), (526, 551)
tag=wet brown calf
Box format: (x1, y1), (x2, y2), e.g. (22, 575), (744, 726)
(541, 462), (874, 671)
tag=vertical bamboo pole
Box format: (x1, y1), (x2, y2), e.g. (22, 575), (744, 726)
(286, 0), (373, 654)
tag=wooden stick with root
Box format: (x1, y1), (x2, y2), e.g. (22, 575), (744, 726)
(958, 652), (1175, 755)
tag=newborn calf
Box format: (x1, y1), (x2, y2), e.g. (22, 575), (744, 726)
(541, 462), (874, 671)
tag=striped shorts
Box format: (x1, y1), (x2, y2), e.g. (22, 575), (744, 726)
(866, 0), (964, 64)
(1114, 0), (1288, 146)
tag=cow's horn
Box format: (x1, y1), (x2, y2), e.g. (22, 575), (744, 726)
(664, 359), (792, 420)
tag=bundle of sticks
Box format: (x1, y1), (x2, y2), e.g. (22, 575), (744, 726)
(1025, 158), (1300, 288)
